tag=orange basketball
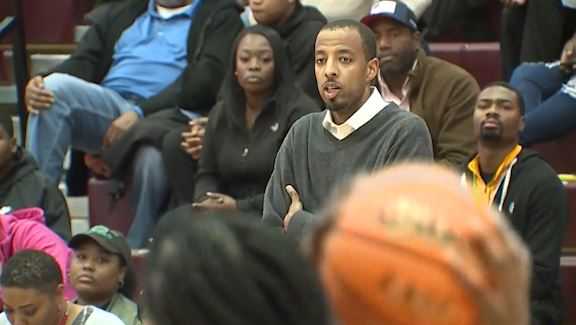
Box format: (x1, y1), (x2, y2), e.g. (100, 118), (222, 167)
(317, 163), (509, 325)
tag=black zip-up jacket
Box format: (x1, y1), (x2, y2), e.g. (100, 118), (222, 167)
(0, 148), (71, 240)
(272, 3), (326, 104)
(463, 149), (568, 325)
(50, 0), (244, 115)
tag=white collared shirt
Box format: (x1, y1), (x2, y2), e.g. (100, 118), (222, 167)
(322, 87), (389, 140)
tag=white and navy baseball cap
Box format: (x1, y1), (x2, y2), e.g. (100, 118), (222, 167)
(361, 1), (418, 32)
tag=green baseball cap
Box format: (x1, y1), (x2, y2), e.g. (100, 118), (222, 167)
(69, 225), (131, 266)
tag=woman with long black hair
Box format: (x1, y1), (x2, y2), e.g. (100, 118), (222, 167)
(163, 25), (320, 217)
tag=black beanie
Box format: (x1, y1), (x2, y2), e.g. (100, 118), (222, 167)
(144, 206), (331, 325)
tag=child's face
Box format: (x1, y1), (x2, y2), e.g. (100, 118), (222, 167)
(249, 0), (294, 26)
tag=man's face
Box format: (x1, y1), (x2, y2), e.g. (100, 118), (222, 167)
(3, 287), (61, 325)
(0, 128), (15, 172)
(369, 18), (419, 76)
(315, 28), (378, 112)
(473, 86), (524, 145)
(249, 0), (293, 26)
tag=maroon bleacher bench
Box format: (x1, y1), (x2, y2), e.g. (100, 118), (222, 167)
(562, 183), (576, 253)
(88, 177), (134, 236)
(130, 250), (147, 303)
(531, 131), (576, 175)
(561, 256), (576, 325)
(429, 42), (502, 88)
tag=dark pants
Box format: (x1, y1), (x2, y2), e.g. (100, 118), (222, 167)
(101, 108), (194, 248)
(511, 62), (576, 144)
(65, 149), (89, 196)
(500, 0), (567, 80)
(162, 127), (199, 206)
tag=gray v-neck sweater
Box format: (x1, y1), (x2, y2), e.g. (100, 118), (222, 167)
(262, 103), (434, 238)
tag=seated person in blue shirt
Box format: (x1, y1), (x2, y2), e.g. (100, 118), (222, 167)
(163, 25), (319, 217)
(24, 0), (243, 248)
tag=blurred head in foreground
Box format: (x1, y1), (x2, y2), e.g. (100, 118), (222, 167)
(144, 209), (330, 325)
(309, 163), (531, 325)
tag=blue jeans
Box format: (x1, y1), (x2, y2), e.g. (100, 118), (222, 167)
(127, 146), (169, 248)
(26, 73), (168, 247)
(27, 73), (135, 182)
(510, 62), (576, 144)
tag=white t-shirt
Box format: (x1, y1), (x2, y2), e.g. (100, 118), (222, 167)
(0, 305), (124, 325)
(301, 0), (375, 21)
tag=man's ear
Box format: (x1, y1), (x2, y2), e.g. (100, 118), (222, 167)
(366, 57), (380, 84)
(519, 116), (525, 133)
(412, 31), (421, 49)
(9, 138), (16, 153)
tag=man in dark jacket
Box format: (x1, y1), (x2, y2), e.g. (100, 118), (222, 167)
(0, 116), (71, 240)
(25, 0), (243, 183)
(24, 0), (243, 247)
(249, 0), (326, 103)
(462, 82), (568, 325)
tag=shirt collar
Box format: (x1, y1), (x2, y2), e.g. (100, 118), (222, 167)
(467, 145), (522, 188)
(378, 59), (417, 111)
(148, 0), (195, 19)
(322, 87), (389, 140)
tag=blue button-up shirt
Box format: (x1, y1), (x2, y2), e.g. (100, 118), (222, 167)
(101, 0), (202, 114)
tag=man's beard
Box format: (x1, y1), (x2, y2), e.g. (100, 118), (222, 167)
(325, 101), (346, 112)
(380, 50), (417, 77)
(480, 129), (502, 143)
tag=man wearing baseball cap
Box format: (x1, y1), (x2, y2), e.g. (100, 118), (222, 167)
(69, 225), (141, 325)
(362, 0), (480, 167)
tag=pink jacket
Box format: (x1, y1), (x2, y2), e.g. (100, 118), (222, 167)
(0, 208), (75, 300)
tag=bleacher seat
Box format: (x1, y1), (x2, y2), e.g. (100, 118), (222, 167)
(561, 256), (576, 325)
(0, 0), (76, 44)
(531, 130), (576, 175)
(563, 183), (576, 254)
(88, 177), (134, 236)
(131, 250), (147, 302)
(429, 42), (502, 88)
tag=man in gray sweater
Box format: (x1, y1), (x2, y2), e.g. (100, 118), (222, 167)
(262, 20), (433, 238)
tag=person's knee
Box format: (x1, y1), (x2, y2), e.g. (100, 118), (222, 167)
(43, 73), (79, 97)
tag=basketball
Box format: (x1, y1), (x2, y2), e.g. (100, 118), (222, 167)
(318, 163), (510, 325)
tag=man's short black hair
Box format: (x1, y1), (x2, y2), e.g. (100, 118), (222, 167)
(320, 19), (378, 61)
(0, 114), (14, 138)
(0, 250), (62, 295)
(482, 81), (526, 115)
